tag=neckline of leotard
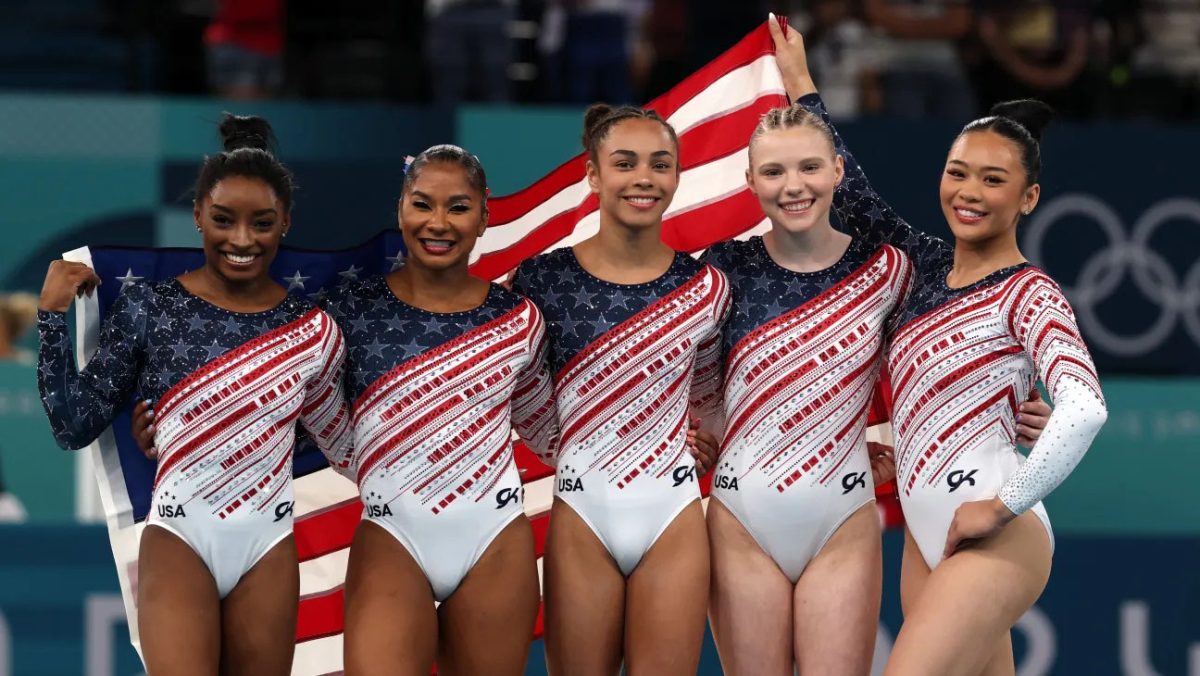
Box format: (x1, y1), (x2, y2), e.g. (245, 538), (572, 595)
(940, 261), (1032, 293)
(751, 233), (860, 278)
(566, 247), (690, 289)
(168, 278), (295, 317)
(380, 275), (500, 317)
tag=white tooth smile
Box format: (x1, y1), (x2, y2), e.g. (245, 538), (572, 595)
(421, 239), (454, 247)
(782, 199), (814, 212)
(224, 253), (256, 264)
(625, 197), (656, 206)
(956, 208), (985, 218)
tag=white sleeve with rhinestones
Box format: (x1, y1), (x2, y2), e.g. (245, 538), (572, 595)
(999, 274), (1108, 515)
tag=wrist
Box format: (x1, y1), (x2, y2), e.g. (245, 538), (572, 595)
(783, 75), (818, 100)
(37, 307), (67, 320)
(991, 496), (1018, 525)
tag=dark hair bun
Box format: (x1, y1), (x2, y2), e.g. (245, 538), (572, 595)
(582, 103), (614, 149)
(218, 113), (277, 153)
(989, 100), (1055, 142)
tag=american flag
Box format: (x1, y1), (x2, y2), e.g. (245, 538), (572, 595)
(73, 21), (898, 674)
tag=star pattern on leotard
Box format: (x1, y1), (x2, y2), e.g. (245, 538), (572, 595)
(701, 237), (872, 355)
(323, 276), (525, 401)
(37, 278), (317, 448)
(510, 248), (704, 373)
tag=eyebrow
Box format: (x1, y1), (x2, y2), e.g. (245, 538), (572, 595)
(759, 156), (827, 167)
(411, 190), (473, 202)
(211, 204), (278, 216)
(609, 149), (676, 159)
(948, 159), (1009, 173)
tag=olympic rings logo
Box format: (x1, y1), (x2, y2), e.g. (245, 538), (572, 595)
(1022, 194), (1200, 357)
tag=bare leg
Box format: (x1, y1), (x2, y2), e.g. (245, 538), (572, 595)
(543, 498), (625, 676)
(898, 527), (928, 619)
(884, 512), (1052, 676)
(437, 516), (541, 676)
(706, 498), (793, 676)
(624, 500), (709, 676)
(793, 502), (882, 676)
(343, 521), (438, 676)
(219, 535), (299, 676)
(138, 525), (222, 676)
(979, 631), (1016, 676)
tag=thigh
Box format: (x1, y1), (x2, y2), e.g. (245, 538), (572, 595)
(437, 516), (540, 676)
(220, 535), (299, 676)
(979, 631), (1016, 676)
(343, 521), (438, 676)
(898, 526), (929, 618)
(543, 498), (625, 676)
(884, 512), (1052, 676)
(793, 502), (882, 676)
(138, 525), (222, 676)
(624, 500), (709, 676)
(706, 498), (794, 676)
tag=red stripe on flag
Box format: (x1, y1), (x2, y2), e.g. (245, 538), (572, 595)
(486, 24), (777, 226)
(295, 499), (362, 563)
(296, 586), (345, 643)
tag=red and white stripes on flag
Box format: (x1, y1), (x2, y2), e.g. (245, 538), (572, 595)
(76, 21), (898, 675)
(289, 23), (792, 673)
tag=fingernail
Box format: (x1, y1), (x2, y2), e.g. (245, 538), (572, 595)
(147, 410), (155, 420)
(147, 425), (155, 434)
(769, 11), (776, 21)
(143, 399), (152, 405)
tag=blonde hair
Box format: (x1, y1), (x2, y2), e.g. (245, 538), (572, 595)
(748, 103), (836, 161)
(0, 293), (38, 343)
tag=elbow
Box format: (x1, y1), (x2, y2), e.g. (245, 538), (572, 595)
(1090, 400), (1109, 433)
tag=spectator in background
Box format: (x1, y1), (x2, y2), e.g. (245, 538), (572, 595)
(864, 0), (976, 119)
(633, 0), (687, 101)
(971, 0), (1091, 116)
(426, 0), (516, 105)
(1127, 0), (1200, 118)
(204, 0), (285, 100)
(540, 0), (648, 104)
(0, 293), (37, 365)
(803, 0), (883, 118)
(0, 292), (35, 523)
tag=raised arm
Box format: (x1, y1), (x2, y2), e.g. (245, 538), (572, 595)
(769, 18), (951, 265)
(511, 302), (560, 465)
(38, 269), (147, 450)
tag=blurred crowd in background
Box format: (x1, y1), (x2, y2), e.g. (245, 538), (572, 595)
(1, 0), (1198, 119)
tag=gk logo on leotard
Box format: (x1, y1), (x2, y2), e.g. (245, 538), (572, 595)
(947, 469), (978, 493)
(273, 501), (294, 522)
(841, 472), (867, 494)
(496, 487), (524, 509)
(672, 466), (696, 487)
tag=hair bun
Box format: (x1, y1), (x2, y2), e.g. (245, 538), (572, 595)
(218, 113), (277, 153)
(988, 100), (1055, 142)
(582, 103), (615, 149)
